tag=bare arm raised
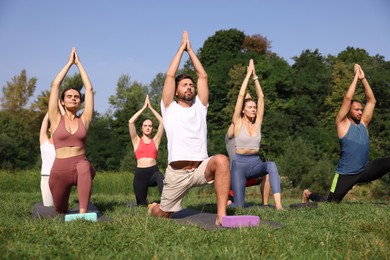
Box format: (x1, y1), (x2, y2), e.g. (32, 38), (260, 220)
(48, 48), (75, 132)
(359, 66), (376, 126)
(185, 32), (208, 106)
(252, 61), (264, 128)
(75, 50), (94, 130)
(232, 59), (254, 135)
(161, 32), (187, 108)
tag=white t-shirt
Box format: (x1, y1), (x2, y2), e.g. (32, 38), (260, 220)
(40, 140), (55, 176)
(161, 96), (209, 164)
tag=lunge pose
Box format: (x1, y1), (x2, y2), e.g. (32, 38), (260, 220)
(230, 59), (283, 209)
(303, 64), (390, 203)
(48, 48), (96, 214)
(225, 121), (270, 206)
(148, 31), (231, 225)
(129, 95), (164, 206)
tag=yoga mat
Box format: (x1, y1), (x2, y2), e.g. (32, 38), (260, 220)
(31, 202), (111, 222)
(230, 202), (275, 209)
(289, 202), (318, 209)
(171, 208), (283, 230)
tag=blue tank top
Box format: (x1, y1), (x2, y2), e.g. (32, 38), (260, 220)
(336, 123), (369, 175)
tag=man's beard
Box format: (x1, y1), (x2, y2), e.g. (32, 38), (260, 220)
(181, 92), (194, 101)
(350, 115), (361, 124)
(352, 118), (361, 124)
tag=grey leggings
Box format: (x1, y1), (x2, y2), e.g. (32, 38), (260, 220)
(231, 153), (281, 207)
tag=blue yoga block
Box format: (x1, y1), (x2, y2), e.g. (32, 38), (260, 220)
(64, 212), (97, 222)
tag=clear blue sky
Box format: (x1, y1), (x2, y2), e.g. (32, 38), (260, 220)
(1, 0), (389, 114)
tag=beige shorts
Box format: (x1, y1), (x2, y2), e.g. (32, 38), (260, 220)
(160, 157), (213, 212)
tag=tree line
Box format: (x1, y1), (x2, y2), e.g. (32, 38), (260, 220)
(1, 29), (389, 193)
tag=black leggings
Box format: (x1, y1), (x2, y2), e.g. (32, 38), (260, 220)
(309, 157), (390, 203)
(133, 165), (164, 206)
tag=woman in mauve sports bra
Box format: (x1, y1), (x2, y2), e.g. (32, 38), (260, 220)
(230, 59), (283, 209)
(48, 47), (96, 214)
(129, 95), (164, 206)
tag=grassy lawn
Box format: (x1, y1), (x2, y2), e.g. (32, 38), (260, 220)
(0, 170), (389, 259)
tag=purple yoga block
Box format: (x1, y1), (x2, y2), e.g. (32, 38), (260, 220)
(221, 215), (260, 228)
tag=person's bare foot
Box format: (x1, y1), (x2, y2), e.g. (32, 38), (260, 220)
(147, 202), (158, 215)
(216, 215), (225, 226)
(302, 189), (311, 203)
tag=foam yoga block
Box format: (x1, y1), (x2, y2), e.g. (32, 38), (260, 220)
(171, 208), (282, 230)
(221, 215), (260, 228)
(64, 212), (97, 222)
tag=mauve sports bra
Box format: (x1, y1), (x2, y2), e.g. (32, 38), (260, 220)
(234, 123), (261, 150)
(52, 116), (87, 149)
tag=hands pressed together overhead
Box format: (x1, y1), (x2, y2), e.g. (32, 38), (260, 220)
(354, 64), (365, 80)
(67, 47), (82, 67)
(180, 31), (193, 53)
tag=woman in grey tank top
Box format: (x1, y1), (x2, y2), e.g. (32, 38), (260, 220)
(230, 59), (284, 209)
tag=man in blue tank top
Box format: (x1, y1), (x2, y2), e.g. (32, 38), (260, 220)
(303, 64), (390, 203)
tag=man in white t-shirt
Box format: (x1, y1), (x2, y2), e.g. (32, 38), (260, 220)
(148, 31), (230, 226)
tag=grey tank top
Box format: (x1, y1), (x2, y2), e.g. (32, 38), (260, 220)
(235, 123), (261, 150)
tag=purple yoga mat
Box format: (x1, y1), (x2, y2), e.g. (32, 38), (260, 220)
(221, 215), (260, 228)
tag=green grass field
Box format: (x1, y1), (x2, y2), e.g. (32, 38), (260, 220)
(0, 170), (389, 259)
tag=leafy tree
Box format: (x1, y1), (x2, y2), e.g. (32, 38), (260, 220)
(300, 159), (335, 193)
(198, 28), (245, 68)
(62, 72), (83, 92)
(0, 133), (17, 169)
(276, 136), (333, 191)
(107, 74), (150, 171)
(1, 69), (36, 111)
(0, 70), (40, 169)
(31, 90), (51, 114)
(148, 72), (165, 105)
(0, 110), (40, 169)
(242, 34), (272, 54)
(337, 47), (371, 64)
(86, 113), (124, 171)
(286, 49), (332, 157)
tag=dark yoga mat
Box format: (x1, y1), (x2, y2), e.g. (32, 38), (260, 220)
(289, 202), (318, 209)
(171, 208), (283, 230)
(31, 202), (111, 222)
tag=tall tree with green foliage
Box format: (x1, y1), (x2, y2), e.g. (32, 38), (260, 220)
(86, 113), (124, 171)
(198, 28), (245, 68)
(0, 70), (40, 169)
(108, 74), (151, 171)
(1, 69), (36, 111)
